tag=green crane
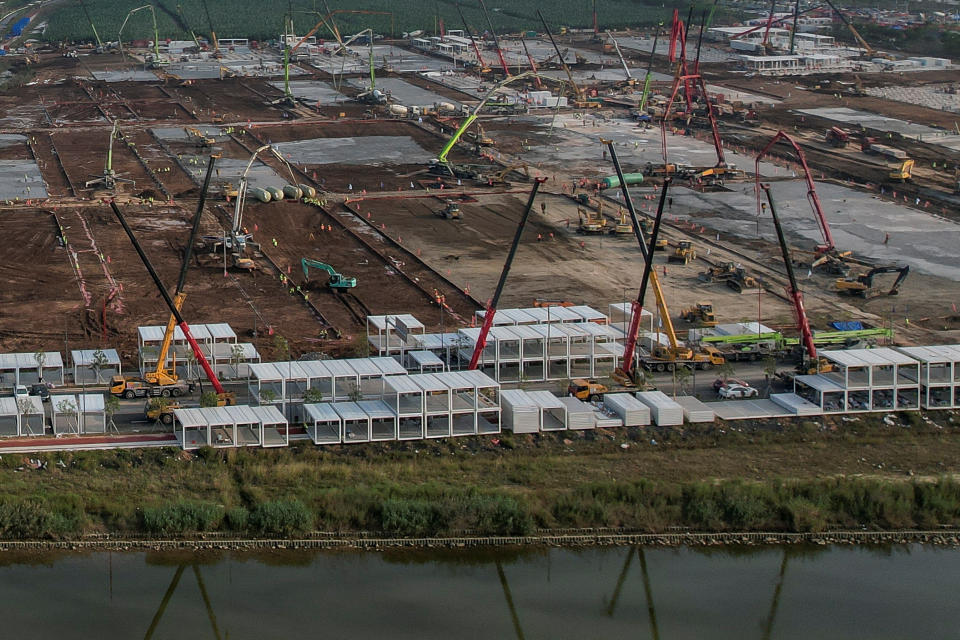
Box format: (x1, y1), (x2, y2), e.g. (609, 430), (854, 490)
(638, 25), (661, 112)
(118, 4), (166, 68)
(301, 259), (357, 289)
(76, 0), (104, 52)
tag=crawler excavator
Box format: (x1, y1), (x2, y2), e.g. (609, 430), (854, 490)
(835, 265), (909, 299)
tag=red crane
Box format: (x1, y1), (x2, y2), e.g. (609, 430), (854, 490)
(761, 0), (778, 48)
(606, 138), (673, 380)
(661, 72), (726, 168)
(761, 184), (818, 364)
(754, 130), (836, 255)
(477, 0), (510, 77)
(468, 178), (547, 370)
(456, 2), (489, 72)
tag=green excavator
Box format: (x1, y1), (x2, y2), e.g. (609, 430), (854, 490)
(301, 259), (357, 289)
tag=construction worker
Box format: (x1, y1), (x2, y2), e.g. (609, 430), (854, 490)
(540, 202), (546, 215)
(272, 238), (278, 247)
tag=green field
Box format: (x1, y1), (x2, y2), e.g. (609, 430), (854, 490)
(43, 0), (687, 44)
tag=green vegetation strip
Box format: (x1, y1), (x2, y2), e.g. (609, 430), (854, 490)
(2, 412), (960, 541)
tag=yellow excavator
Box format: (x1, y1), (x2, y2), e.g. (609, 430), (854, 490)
(889, 159), (914, 182)
(835, 265), (910, 299)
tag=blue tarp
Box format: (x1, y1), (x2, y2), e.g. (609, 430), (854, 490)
(831, 321), (864, 331)
(8, 17), (30, 38)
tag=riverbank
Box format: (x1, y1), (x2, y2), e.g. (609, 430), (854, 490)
(2, 529), (960, 552)
(4, 410), (960, 542)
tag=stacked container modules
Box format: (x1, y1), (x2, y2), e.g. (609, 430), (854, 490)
(634, 391), (684, 426)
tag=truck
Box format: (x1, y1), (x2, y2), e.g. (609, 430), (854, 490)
(111, 375), (192, 399)
(640, 344), (725, 372)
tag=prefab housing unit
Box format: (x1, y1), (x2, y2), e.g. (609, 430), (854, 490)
(0, 397), (18, 437)
(17, 395), (44, 436)
(382, 374), (425, 440)
(526, 390), (566, 431)
(51, 394), (82, 435)
(634, 391), (684, 426)
(77, 393), (106, 433)
(71, 349), (122, 385)
(304, 402), (342, 444)
(357, 400), (397, 441)
(0, 351), (64, 387)
(895, 345), (960, 409)
(333, 402), (371, 443)
(602, 393), (651, 426)
(500, 389), (540, 433)
(410, 373), (452, 438)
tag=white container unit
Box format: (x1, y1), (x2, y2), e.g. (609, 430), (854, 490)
(333, 402), (370, 443)
(559, 397), (596, 430)
(526, 390), (566, 431)
(673, 396), (716, 423)
(770, 393), (822, 416)
(500, 389), (540, 433)
(602, 393), (651, 426)
(358, 400), (397, 441)
(303, 402), (342, 444)
(634, 391), (684, 426)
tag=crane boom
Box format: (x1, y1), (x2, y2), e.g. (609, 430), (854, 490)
(200, 0), (220, 55)
(456, 2), (488, 72)
(605, 31), (631, 80)
(662, 73), (726, 167)
(761, 184), (817, 363)
(150, 155), (218, 386)
(109, 199), (226, 396)
(755, 130), (835, 254)
(606, 140), (677, 375)
(519, 36), (542, 88)
(468, 178), (547, 370)
(638, 26), (660, 111)
(477, 0), (510, 76)
(821, 0), (873, 55)
(77, 0), (103, 49)
(537, 10), (583, 102)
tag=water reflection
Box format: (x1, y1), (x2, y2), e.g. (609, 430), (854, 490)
(0, 544), (956, 639)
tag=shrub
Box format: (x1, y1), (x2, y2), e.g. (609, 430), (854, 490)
(0, 499), (55, 538)
(379, 498), (447, 536)
(141, 501), (223, 534)
(473, 495), (533, 536)
(224, 506), (250, 531)
(249, 499), (313, 536)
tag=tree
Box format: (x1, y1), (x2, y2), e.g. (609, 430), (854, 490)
(17, 397), (39, 435)
(259, 389), (278, 405)
(273, 334), (290, 362)
(673, 365), (692, 398)
(303, 388), (325, 404)
(717, 361), (737, 384)
(34, 350), (46, 382)
(347, 381), (363, 402)
(148, 396), (171, 422)
(200, 391), (220, 407)
(104, 394), (120, 433)
(762, 356), (779, 398)
(229, 343), (246, 379)
(55, 398), (78, 434)
(91, 348), (108, 384)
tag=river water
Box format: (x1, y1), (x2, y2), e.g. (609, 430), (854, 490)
(5, 544), (958, 639)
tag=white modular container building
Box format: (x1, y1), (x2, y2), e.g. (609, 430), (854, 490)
(673, 396), (716, 423)
(559, 396), (596, 430)
(602, 393), (651, 426)
(333, 402), (371, 443)
(526, 390), (566, 431)
(634, 391), (684, 426)
(500, 389), (540, 433)
(303, 402), (342, 444)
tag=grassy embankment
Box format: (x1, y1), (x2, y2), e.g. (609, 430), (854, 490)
(4, 410), (960, 540)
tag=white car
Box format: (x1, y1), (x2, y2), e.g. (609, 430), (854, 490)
(718, 383), (759, 399)
(13, 385), (29, 400)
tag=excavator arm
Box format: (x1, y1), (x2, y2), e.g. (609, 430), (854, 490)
(863, 265), (910, 293)
(302, 258), (336, 280)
